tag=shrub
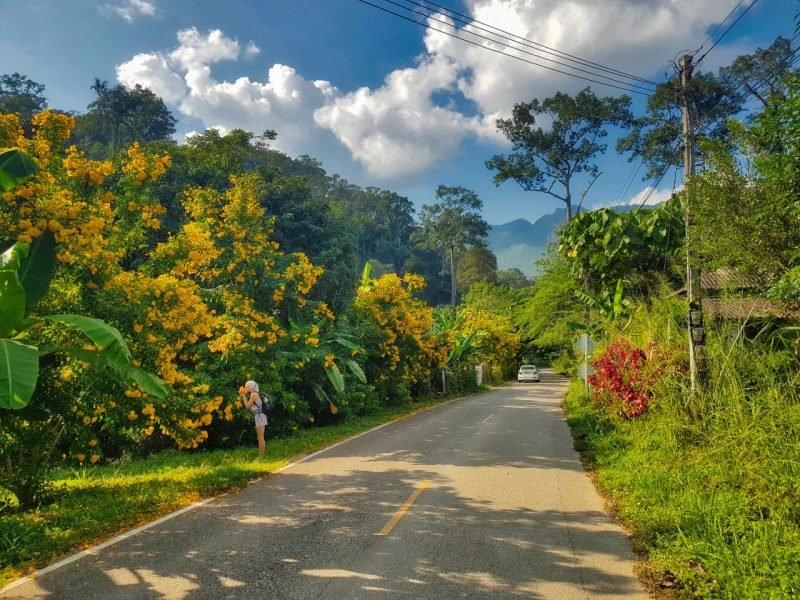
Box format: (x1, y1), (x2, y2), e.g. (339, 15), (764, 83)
(589, 338), (670, 418)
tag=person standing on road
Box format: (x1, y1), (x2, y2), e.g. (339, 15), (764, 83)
(240, 380), (267, 459)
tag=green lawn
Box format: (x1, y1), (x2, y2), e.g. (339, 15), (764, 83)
(0, 397), (457, 588)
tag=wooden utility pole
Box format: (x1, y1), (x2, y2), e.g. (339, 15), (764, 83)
(681, 54), (704, 394)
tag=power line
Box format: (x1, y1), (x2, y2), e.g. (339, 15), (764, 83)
(732, 35), (800, 103)
(355, 0), (667, 98)
(366, 0), (659, 95)
(632, 164), (673, 215)
(397, 0), (659, 86)
(695, 0), (761, 66)
(692, 0), (748, 56)
(615, 156), (645, 206)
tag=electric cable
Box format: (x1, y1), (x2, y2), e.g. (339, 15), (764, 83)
(363, 0), (661, 95)
(695, 0), (761, 66)
(395, 0), (659, 86)
(355, 0), (670, 98)
(692, 0), (748, 57)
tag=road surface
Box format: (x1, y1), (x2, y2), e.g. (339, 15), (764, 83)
(2, 371), (645, 599)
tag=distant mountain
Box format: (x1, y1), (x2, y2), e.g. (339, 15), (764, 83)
(488, 208), (569, 277)
(488, 204), (640, 277)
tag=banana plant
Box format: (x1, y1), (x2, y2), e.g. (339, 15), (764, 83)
(432, 307), (483, 366)
(285, 317), (368, 414)
(0, 149), (168, 409)
(574, 278), (633, 322)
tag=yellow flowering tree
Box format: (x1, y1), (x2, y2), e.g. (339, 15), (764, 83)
(354, 265), (449, 403)
(457, 307), (521, 381)
(0, 110), (333, 475)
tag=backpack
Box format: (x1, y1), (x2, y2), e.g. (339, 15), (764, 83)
(257, 392), (275, 415)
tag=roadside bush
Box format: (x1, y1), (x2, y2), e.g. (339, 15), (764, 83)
(566, 307), (800, 599)
(589, 338), (671, 418)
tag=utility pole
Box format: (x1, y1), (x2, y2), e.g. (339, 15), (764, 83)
(680, 54), (705, 394)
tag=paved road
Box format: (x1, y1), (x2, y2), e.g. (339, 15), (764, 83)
(3, 371), (646, 599)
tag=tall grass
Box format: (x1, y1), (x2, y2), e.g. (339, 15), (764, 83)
(565, 298), (800, 598)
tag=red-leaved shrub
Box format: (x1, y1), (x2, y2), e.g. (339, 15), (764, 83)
(588, 338), (666, 418)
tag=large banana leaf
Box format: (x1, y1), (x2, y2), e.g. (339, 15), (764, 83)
(0, 339), (39, 409)
(311, 383), (331, 404)
(118, 364), (170, 399)
(0, 241), (29, 272)
(0, 149), (39, 192)
(45, 314), (132, 368)
(18, 232), (56, 312)
(344, 359), (367, 384)
(41, 346), (169, 399)
(324, 362), (345, 393)
(0, 271), (26, 337)
(331, 336), (361, 352)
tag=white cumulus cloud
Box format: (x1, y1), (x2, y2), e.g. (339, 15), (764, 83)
(117, 52), (186, 102)
(115, 1), (767, 179)
(605, 185), (675, 209)
(314, 54), (496, 177)
(100, 0), (156, 23)
(115, 28), (337, 157)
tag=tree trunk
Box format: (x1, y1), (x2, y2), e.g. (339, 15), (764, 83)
(450, 245), (456, 306)
(565, 185), (572, 221)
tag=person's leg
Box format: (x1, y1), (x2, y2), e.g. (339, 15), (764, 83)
(256, 424), (266, 458)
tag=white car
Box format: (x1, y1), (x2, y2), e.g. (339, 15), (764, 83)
(518, 365), (540, 383)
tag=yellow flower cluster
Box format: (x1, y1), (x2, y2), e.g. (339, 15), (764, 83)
(0, 113), (121, 270)
(356, 272), (448, 385)
(2, 110), (338, 454)
(63, 145), (113, 186)
(122, 141), (171, 186)
(458, 308), (521, 377)
(105, 272), (215, 385)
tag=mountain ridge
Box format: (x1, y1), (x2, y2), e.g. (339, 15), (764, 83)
(488, 204), (640, 276)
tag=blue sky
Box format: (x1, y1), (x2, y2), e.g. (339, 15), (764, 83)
(1, 0), (797, 224)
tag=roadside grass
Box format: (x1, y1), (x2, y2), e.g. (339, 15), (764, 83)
(0, 395), (458, 588)
(563, 319), (800, 599)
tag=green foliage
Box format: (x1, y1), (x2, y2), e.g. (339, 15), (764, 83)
(719, 36), (799, 107)
(411, 185), (489, 305)
(456, 245), (497, 293)
(515, 250), (583, 349)
(495, 267), (531, 289)
(463, 281), (523, 320)
(0, 149), (39, 192)
(691, 79), (800, 293)
(558, 200), (685, 297)
(565, 298), (800, 599)
(432, 307), (480, 366)
(70, 79), (176, 157)
(0, 73), (47, 127)
(487, 88), (632, 220)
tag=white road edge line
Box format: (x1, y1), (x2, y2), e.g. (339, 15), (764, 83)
(0, 390), (487, 596)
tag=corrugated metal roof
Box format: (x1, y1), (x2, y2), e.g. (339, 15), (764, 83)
(700, 268), (768, 291)
(703, 298), (800, 320)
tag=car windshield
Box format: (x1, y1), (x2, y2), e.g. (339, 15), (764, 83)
(519, 366), (536, 371)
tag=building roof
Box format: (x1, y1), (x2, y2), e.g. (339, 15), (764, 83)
(703, 298), (800, 320)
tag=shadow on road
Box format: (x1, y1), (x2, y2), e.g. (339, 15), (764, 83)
(11, 373), (643, 599)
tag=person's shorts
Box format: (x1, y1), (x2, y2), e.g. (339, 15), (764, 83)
(254, 413), (267, 427)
